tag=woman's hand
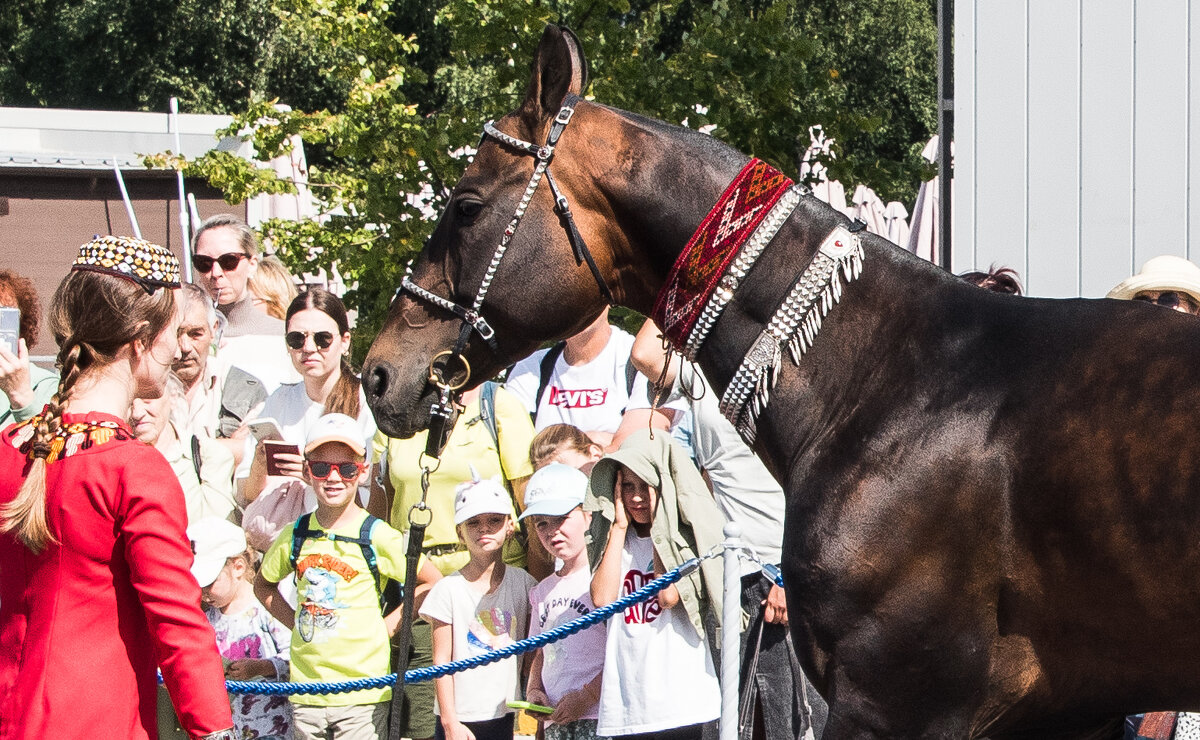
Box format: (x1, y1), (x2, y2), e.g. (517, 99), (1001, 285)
(548, 688), (593, 725)
(0, 339), (35, 411)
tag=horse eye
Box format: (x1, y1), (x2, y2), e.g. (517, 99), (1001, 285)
(456, 199), (484, 221)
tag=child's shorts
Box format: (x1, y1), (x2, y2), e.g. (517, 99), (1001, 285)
(293, 701), (389, 740)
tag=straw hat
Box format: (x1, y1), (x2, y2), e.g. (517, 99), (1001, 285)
(1106, 255), (1200, 303)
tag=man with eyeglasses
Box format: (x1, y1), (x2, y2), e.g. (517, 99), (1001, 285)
(1107, 255), (1200, 317)
(192, 214), (299, 394)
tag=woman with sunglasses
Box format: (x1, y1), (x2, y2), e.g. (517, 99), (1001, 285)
(1107, 255), (1200, 317)
(1109, 255), (1200, 740)
(192, 214), (299, 393)
(0, 236), (235, 739)
(238, 288), (377, 524)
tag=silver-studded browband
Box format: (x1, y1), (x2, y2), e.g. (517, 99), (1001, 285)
(397, 92), (614, 362)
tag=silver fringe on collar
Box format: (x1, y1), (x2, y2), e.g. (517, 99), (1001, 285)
(718, 225), (865, 444)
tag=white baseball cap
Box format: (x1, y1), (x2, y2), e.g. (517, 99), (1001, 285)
(305, 413), (366, 457)
(188, 517), (247, 587)
(453, 475), (513, 525)
(518, 463), (588, 521)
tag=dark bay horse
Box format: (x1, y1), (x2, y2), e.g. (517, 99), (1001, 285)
(363, 25), (1200, 739)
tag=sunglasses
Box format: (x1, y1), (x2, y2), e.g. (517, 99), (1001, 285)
(285, 331), (335, 350)
(1133, 291), (1200, 312)
(307, 460), (366, 480)
(191, 252), (249, 273)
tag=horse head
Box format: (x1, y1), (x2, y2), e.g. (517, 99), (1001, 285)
(363, 25), (741, 438)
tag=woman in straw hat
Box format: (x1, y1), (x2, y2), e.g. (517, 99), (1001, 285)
(1107, 255), (1200, 316)
(0, 236), (235, 740)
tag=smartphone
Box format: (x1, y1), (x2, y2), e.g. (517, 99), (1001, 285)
(0, 307), (19, 355)
(263, 440), (301, 477)
(506, 700), (554, 715)
(246, 417), (284, 442)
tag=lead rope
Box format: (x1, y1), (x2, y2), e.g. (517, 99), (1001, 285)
(388, 381), (458, 740)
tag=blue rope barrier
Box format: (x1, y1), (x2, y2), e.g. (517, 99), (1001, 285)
(225, 555), (704, 696)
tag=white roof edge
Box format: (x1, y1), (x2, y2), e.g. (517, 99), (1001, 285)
(0, 106), (234, 135)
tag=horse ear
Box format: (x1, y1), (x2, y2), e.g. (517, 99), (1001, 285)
(522, 25), (589, 126)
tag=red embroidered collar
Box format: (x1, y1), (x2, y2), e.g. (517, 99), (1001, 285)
(5, 413), (135, 463)
(651, 158), (793, 349)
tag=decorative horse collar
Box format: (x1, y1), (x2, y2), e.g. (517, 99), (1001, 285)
(650, 158), (865, 443)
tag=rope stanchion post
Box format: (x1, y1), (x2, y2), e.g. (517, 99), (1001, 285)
(721, 523), (742, 740)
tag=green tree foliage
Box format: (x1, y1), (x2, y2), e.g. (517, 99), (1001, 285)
(5, 0), (935, 356)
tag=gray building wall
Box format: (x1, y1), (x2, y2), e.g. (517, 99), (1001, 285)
(955, 0), (1200, 297)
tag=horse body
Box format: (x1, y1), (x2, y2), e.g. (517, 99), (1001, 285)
(363, 26), (1200, 738)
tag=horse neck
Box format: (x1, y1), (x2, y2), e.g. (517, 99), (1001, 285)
(689, 196), (961, 470)
(588, 107), (749, 311)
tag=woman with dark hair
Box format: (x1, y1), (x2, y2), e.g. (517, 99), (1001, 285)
(0, 236), (235, 739)
(0, 270), (59, 426)
(959, 266), (1024, 296)
(238, 288), (376, 544)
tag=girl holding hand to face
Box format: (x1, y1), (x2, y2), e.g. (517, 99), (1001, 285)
(588, 430), (727, 740)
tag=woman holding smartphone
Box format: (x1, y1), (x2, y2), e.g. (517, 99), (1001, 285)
(237, 288), (376, 538)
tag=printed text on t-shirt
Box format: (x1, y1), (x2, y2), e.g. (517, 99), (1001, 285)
(622, 569), (662, 624)
(548, 387), (609, 408)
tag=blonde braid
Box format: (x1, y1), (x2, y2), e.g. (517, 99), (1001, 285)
(0, 343), (84, 552)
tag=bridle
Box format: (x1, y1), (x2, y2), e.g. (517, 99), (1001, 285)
(396, 92), (616, 424)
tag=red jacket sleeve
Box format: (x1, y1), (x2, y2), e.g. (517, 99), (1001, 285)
(118, 445), (233, 737)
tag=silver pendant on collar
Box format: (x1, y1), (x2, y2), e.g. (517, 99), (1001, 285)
(719, 225), (864, 444)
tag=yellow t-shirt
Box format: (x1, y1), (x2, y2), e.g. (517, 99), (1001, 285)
(372, 386), (535, 556)
(260, 509), (412, 706)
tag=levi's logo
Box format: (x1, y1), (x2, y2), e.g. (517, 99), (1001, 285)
(547, 387), (608, 408)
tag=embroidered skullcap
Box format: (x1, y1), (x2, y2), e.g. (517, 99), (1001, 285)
(70, 235), (181, 292)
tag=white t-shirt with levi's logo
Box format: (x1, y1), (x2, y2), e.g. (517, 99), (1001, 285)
(505, 326), (653, 434)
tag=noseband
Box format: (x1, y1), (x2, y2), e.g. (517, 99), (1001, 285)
(397, 93), (616, 389)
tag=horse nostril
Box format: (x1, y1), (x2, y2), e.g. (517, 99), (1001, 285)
(364, 363), (391, 402)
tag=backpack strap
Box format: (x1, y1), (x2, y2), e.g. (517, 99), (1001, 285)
(532, 341), (567, 425)
(625, 361), (638, 399)
(190, 435), (203, 481)
(290, 512), (319, 571)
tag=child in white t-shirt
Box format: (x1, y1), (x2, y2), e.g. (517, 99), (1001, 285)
(589, 431), (724, 740)
(521, 464), (606, 740)
(420, 475), (537, 740)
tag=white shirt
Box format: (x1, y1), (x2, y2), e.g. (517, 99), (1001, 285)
(528, 568), (606, 718)
(419, 566), (537, 722)
(597, 534), (719, 735)
(505, 326), (652, 434)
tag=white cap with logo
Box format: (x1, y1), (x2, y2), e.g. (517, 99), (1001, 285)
(188, 517), (247, 588)
(454, 473), (514, 525)
(305, 413), (366, 456)
(518, 463), (588, 521)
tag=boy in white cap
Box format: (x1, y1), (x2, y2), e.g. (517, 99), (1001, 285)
(521, 464), (606, 740)
(188, 516), (293, 739)
(254, 413), (441, 740)
(419, 474), (536, 740)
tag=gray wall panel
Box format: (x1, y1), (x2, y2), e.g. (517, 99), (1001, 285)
(1027, 0), (1081, 297)
(972, 2), (1029, 279)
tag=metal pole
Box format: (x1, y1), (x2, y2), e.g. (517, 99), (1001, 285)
(112, 160), (142, 239)
(721, 522), (742, 740)
(937, 0), (955, 270)
(170, 97), (193, 281)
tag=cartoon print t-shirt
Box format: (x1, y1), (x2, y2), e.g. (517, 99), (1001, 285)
(420, 565), (537, 722)
(260, 510), (414, 707)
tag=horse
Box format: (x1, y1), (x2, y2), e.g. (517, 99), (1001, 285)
(362, 24), (1200, 739)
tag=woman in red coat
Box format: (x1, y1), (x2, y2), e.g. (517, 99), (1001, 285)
(0, 236), (235, 740)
